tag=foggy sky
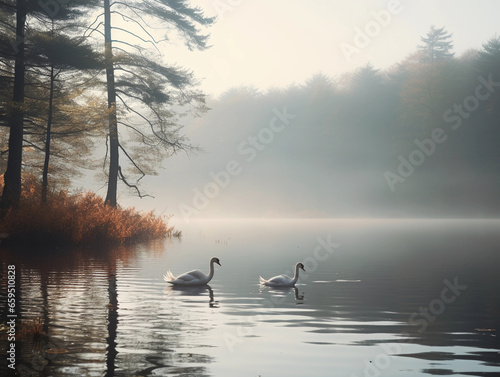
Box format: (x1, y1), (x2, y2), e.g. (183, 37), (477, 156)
(166, 0), (500, 96)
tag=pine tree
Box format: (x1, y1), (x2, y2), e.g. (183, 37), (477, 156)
(476, 36), (500, 76)
(475, 36), (500, 114)
(418, 25), (454, 63)
(26, 30), (103, 202)
(0, 0), (27, 211)
(0, 0), (99, 211)
(86, 0), (215, 207)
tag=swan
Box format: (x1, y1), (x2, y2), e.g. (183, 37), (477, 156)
(164, 257), (221, 286)
(259, 262), (305, 287)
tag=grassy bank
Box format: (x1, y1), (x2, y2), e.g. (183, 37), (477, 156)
(0, 177), (179, 246)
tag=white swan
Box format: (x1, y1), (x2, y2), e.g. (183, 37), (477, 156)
(259, 262), (305, 287)
(164, 257), (221, 286)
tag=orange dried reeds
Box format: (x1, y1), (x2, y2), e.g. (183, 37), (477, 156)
(0, 176), (176, 246)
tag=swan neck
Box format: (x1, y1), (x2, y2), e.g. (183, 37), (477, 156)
(207, 261), (215, 280)
(292, 264), (301, 284)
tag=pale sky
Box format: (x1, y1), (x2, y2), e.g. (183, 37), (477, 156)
(162, 0), (500, 97)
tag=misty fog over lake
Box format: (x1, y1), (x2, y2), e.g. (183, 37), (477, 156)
(94, 2), (500, 222)
(145, 68), (500, 220)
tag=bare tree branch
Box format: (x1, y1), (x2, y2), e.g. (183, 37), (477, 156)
(118, 166), (153, 199)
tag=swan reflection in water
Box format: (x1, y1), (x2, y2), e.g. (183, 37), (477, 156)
(259, 285), (305, 304)
(165, 284), (219, 308)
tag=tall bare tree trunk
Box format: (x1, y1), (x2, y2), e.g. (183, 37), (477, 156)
(0, 0), (27, 213)
(104, 0), (119, 207)
(42, 65), (55, 204)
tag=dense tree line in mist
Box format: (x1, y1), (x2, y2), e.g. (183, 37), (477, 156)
(180, 30), (500, 217)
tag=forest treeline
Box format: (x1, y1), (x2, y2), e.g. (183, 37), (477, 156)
(178, 28), (500, 217)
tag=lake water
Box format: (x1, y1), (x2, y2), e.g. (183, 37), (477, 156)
(1, 218), (500, 376)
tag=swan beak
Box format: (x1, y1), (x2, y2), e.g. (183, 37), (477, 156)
(301, 266), (305, 271)
(216, 261), (221, 266)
